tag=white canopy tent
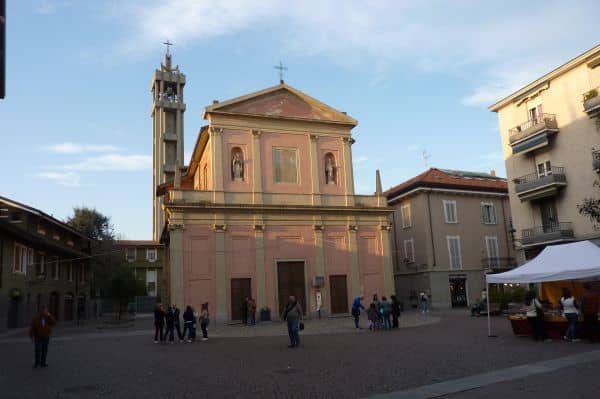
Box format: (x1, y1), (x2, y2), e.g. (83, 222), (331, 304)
(484, 240), (600, 336)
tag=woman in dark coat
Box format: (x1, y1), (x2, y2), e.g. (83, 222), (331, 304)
(153, 303), (166, 344)
(390, 295), (401, 328)
(182, 306), (196, 342)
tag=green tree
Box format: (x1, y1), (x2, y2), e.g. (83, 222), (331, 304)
(107, 266), (146, 319)
(66, 207), (114, 240)
(577, 181), (600, 228)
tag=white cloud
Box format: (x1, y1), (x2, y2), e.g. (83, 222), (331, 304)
(35, 171), (81, 187)
(60, 154), (152, 172)
(116, 0), (598, 108)
(44, 143), (122, 154)
(354, 155), (369, 164)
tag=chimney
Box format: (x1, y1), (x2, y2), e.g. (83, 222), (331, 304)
(212, 100), (219, 104)
(375, 170), (383, 196)
(490, 170), (496, 177)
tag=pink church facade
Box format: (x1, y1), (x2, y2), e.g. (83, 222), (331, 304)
(160, 83), (394, 322)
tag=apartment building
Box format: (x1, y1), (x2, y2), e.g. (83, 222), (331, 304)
(0, 195), (94, 330)
(386, 169), (514, 309)
(489, 44), (600, 263)
(114, 241), (164, 306)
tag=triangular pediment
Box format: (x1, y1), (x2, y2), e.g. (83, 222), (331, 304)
(204, 84), (357, 125)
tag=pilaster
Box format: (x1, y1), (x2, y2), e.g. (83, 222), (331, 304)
(342, 137), (356, 205)
(380, 224), (394, 295)
(251, 129), (263, 204)
(348, 223), (360, 297)
(211, 127), (225, 203)
(313, 221), (326, 313)
(309, 134), (321, 206)
(213, 224), (227, 322)
(168, 218), (185, 309)
(254, 223), (266, 310)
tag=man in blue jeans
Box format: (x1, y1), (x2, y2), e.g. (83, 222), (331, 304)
(351, 296), (365, 329)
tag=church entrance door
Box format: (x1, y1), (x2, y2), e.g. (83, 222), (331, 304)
(329, 275), (348, 314)
(230, 278), (251, 321)
(277, 261), (306, 317)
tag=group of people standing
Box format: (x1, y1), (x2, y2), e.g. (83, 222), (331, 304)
(525, 284), (599, 342)
(153, 303), (209, 343)
(351, 294), (402, 330)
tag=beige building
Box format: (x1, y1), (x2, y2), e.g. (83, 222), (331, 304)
(114, 241), (164, 301)
(386, 169), (515, 309)
(489, 44), (600, 262)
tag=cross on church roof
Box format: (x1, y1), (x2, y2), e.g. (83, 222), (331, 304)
(163, 40), (173, 56)
(274, 61), (288, 84)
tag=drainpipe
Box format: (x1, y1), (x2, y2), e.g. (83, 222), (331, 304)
(391, 211), (400, 273)
(500, 198), (511, 257)
(427, 191), (436, 267)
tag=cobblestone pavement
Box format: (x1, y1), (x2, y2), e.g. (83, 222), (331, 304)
(1, 310), (597, 398)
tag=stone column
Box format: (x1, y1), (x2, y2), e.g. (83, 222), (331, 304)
(168, 217), (185, 308)
(211, 127), (225, 203)
(380, 224), (394, 295)
(342, 137), (356, 205)
(348, 224), (360, 297)
(251, 130), (263, 204)
(254, 223), (266, 311)
(214, 224), (227, 323)
(309, 134), (321, 206)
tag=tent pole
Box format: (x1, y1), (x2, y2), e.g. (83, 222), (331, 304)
(486, 280), (492, 337)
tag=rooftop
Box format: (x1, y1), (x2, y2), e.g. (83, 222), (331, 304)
(114, 240), (162, 247)
(385, 168), (508, 203)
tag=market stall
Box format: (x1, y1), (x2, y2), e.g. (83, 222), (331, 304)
(485, 240), (600, 337)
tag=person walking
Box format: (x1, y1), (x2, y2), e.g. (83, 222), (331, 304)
(581, 283), (599, 342)
(560, 288), (580, 342)
(199, 303), (210, 341)
(247, 297), (257, 326)
(390, 295), (401, 328)
(153, 303), (166, 344)
(30, 305), (56, 368)
(420, 292), (429, 314)
(367, 302), (379, 331)
(372, 294), (383, 327)
(351, 295), (365, 329)
(172, 304), (183, 342)
(282, 295), (303, 348)
(165, 305), (176, 344)
(182, 305), (196, 343)
(381, 296), (392, 330)
(525, 290), (547, 341)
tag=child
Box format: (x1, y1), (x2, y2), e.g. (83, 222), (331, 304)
(367, 303), (379, 331)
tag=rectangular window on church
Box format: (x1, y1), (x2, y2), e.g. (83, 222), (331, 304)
(273, 147), (298, 184)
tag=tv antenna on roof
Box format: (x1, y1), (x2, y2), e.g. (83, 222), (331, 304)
(422, 150), (431, 168)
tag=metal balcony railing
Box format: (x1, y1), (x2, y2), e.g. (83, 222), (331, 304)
(509, 113), (558, 144)
(521, 222), (574, 246)
(514, 167), (567, 198)
(481, 257), (517, 269)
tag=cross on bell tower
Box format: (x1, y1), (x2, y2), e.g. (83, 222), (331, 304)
(274, 61), (288, 84)
(151, 42), (186, 241)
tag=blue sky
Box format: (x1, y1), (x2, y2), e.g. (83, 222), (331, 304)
(1, 0), (599, 239)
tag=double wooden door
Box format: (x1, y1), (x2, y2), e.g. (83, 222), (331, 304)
(277, 261), (306, 316)
(231, 278), (251, 321)
(329, 275), (349, 314)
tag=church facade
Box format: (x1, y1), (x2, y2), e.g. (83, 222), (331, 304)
(153, 55), (394, 322)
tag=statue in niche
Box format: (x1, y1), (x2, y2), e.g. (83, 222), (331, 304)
(325, 155), (336, 184)
(232, 150), (244, 181)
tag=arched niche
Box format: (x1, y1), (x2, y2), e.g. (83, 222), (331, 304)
(231, 147), (244, 181)
(324, 153), (337, 185)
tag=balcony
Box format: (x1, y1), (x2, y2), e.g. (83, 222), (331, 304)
(521, 222), (574, 247)
(513, 167), (567, 201)
(481, 257), (517, 270)
(593, 150), (600, 173)
(583, 88), (600, 118)
(508, 114), (559, 155)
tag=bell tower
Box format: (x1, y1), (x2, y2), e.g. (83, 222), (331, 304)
(151, 46), (186, 241)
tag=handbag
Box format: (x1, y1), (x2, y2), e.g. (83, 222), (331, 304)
(299, 321), (304, 331)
